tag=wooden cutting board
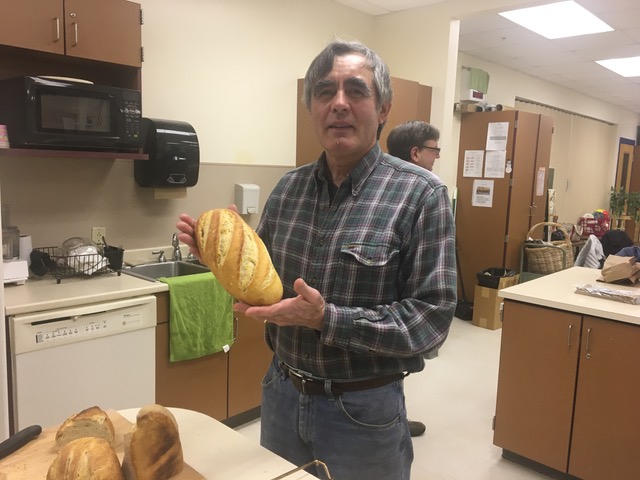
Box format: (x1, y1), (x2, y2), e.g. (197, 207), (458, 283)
(0, 410), (204, 480)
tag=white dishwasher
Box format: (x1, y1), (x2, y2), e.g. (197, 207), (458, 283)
(7, 295), (156, 433)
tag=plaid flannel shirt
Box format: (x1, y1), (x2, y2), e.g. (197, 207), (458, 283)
(257, 143), (457, 379)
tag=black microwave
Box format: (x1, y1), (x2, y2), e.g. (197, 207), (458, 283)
(0, 76), (142, 151)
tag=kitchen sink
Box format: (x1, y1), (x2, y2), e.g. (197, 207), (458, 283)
(122, 260), (210, 281)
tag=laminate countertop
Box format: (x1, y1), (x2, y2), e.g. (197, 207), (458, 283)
(119, 407), (316, 480)
(3, 272), (168, 316)
(499, 266), (640, 325)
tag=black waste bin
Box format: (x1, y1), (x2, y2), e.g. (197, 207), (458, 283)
(476, 268), (516, 289)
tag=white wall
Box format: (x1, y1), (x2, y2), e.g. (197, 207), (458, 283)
(456, 52), (639, 219)
(138, 0), (640, 203)
(139, 0), (373, 167)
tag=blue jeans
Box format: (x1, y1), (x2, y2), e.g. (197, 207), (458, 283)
(260, 357), (413, 480)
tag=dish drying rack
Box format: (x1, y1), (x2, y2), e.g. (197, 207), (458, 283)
(33, 245), (124, 284)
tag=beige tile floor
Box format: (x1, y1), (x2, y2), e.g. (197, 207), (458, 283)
(235, 317), (550, 480)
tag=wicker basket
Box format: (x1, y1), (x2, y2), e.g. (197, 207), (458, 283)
(524, 222), (574, 275)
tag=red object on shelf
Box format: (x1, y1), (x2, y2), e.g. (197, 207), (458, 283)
(579, 216), (610, 238)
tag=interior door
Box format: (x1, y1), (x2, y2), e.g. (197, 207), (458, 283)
(503, 112), (552, 271)
(615, 139), (635, 194)
(617, 138), (637, 234)
(455, 110), (516, 299)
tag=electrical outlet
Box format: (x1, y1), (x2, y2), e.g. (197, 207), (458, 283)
(91, 227), (106, 245)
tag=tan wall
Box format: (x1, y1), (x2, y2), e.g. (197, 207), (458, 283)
(0, 158), (289, 252)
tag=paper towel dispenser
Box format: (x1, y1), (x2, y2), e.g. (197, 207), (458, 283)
(135, 118), (199, 188)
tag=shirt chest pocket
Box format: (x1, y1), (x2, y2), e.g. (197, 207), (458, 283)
(333, 243), (400, 305)
(341, 243), (398, 267)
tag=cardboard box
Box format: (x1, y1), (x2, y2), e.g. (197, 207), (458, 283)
(472, 275), (519, 330)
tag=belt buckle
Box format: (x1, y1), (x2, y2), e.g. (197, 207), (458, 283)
(287, 367), (311, 394)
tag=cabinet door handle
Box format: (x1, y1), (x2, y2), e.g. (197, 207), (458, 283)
(567, 324), (573, 347)
(69, 12), (78, 47)
(72, 22), (78, 46)
(53, 17), (60, 42)
(585, 327), (592, 359)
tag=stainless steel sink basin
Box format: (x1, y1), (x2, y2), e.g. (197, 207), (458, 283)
(123, 260), (210, 281)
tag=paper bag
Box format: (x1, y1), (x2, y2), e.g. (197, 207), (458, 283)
(599, 255), (640, 284)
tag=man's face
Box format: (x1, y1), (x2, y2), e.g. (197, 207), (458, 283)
(412, 139), (440, 172)
(309, 54), (390, 163)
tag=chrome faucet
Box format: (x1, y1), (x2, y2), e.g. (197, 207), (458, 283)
(172, 233), (182, 261)
(152, 250), (166, 263)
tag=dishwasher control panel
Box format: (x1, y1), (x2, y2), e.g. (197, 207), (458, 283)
(35, 318), (109, 345)
(9, 296), (156, 355)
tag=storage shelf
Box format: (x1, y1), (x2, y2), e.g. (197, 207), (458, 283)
(0, 147), (148, 161)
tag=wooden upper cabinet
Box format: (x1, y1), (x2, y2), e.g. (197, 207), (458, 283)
(0, 0), (65, 54)
(64, 0), (142, 67)
(0, 0), (142, 67)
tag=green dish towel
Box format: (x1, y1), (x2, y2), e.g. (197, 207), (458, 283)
(159, 272), (234, 362)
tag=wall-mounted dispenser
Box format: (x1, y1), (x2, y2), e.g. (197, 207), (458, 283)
(135, 118), (200, 188)
(460, 66), (490, 103)
(235, 184), (260, 214)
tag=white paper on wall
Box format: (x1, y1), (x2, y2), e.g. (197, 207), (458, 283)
(463, 150), (484, 178)
(472, 179), (494, 208)
(484, 150), (506, 178)
(486, 122), (509, 150)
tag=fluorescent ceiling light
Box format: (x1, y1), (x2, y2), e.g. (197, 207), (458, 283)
(499, 1), (613, 39)
(597, 57), (640, 77)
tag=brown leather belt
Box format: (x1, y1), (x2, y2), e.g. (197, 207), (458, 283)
(281, 363), (405, 397)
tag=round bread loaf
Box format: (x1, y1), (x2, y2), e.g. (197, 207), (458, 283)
(55, 406), (115, 451)
(195, 208), (283, 305)
(47, 437), (123, 480)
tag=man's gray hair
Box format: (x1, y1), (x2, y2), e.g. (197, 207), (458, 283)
(302, 38), (393, 111)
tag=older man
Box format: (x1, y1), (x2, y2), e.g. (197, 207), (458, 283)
(178, 39), (456, 479)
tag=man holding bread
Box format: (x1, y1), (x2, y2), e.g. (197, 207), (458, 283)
(177, 38), (456, 480)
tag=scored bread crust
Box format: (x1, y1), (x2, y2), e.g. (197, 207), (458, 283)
(47, 437), (123, 480)
(195, 208), (283, 305)
(54, 406), (115, 451)
(122, 404), (184, 480)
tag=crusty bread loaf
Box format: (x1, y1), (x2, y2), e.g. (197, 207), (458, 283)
(55, 406), (115, 451)
(122, 404), (184, 480)
(196, 208), (283, 305)
(47, 437), (123, 480)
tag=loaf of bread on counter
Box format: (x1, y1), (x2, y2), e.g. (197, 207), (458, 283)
(196, 208), (283, 305)
(47, 437), (123, 480)
(54, 406), (115, 451)
(122, 404), (184, 480)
